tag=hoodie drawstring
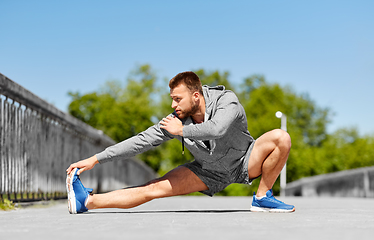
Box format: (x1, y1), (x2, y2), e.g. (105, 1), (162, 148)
(182, 137), (184, 155)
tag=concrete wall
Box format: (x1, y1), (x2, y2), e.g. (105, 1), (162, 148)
(285, 166), (374, 197)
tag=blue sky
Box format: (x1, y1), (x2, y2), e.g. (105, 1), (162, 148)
(1, 0), (373, 135)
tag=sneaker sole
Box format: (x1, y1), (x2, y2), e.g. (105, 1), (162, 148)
(250, 205), (295, 213)
(66, 168), (78, 214)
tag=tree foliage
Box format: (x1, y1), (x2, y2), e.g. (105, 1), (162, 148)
(68, 64), (374, 196)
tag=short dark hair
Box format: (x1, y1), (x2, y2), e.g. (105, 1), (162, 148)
(169, 71), (203, 95)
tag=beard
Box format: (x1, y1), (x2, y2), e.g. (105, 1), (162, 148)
(176, 99), (199, 119)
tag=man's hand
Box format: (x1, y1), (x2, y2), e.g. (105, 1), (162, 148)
(160, 115), (184, 136)
(66, 155), (99, 175)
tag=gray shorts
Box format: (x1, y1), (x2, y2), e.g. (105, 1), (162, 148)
(182, 140), (257, 196)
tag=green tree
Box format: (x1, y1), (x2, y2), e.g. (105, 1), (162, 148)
(238, 74), (331, 145)
(194, 69), (235, 90)
(68, 64), (163, 171)
(233, 74), (333, 194)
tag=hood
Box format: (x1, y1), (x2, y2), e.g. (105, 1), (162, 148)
(203, 85), (226, 120)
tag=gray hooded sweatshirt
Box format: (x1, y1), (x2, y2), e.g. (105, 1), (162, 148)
(96, 85), (254, 174)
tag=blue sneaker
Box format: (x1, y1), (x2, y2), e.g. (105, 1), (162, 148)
(66, 168), (93, 214)
(250, 189), (295, 213)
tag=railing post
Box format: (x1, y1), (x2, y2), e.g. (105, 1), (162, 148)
(363, 170), (370, 198)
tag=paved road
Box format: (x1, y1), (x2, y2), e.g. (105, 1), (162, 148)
(1, 196), (373, 239)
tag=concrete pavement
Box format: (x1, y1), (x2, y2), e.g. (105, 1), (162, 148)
(1, 196), (373, 239)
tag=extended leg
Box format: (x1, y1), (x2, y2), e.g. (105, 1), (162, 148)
(86, 166), (208, 210)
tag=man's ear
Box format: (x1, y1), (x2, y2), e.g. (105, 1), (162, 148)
(192, 91), (200, 100)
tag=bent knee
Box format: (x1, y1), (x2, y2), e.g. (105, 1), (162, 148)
(272, 129), (291, 149)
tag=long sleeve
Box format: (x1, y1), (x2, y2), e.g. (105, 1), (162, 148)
(96, 122), (173, 164)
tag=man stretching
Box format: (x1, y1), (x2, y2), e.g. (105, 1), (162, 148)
(66, 71), (295, 213)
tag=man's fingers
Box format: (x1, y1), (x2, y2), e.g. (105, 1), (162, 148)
(77, 168), (85, 175)
(66, 163), (80, 175)
(161, 116), (178, 124)
(66, 166), (75, 175)
(66, 166), (73, 174)
(66, 156), (97, 175)
(160, 118), (169, 126)
(66, 166), (82, 175)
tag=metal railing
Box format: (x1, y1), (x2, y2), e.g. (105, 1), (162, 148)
(285, 166), (374, 198)
(0, 73), (156, 201)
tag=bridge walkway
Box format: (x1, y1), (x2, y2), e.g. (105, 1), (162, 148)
(1, 196), (373, 239)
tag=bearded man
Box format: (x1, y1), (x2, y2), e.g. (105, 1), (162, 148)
(66, 71), (295, 214)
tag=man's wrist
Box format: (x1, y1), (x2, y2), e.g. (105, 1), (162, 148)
(180, 126), (184, 136)
(92, 155), (100, 165)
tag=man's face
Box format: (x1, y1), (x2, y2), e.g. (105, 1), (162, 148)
(170, 84), (198, 119)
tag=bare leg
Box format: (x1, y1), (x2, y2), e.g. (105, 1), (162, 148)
(247, 129), (291, 197)
(86, 166), (208, 210)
